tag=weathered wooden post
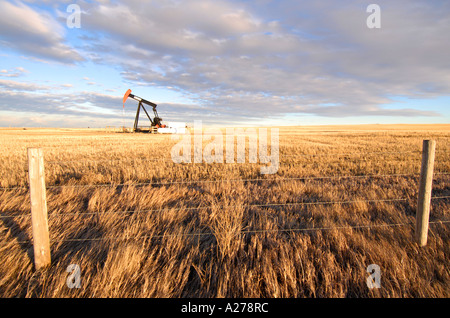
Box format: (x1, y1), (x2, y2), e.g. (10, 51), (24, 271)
(27, 148), (51, 269)
(415, 140), (436, 247)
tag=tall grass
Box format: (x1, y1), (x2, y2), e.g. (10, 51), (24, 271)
(0, 125), (449, 297)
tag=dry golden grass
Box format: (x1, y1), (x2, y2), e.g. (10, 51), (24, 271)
(0, 124), (449, 297)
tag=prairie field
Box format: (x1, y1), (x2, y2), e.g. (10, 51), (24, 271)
(0, 124), (449, 297)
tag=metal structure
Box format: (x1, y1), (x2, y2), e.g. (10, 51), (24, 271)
(123, 89), (165, 133)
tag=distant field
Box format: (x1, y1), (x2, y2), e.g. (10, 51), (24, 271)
(0, 124), (449, 297)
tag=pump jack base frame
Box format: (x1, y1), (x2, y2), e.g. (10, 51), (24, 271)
(133, 101), (158, 133)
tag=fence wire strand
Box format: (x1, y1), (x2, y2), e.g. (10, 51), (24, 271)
(2, 171), (449, 192)
(43, 150), (425, 165)
(44, 150), (425, 164)
(45, 173), (424, 189)
(5, 219), (450, 245)
(1, 148), (449, 245)
(1, 195), (449, 220)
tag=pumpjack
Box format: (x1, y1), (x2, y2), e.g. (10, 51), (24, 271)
(122, 89), (166, 133)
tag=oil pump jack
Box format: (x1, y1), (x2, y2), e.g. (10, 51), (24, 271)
(122, 89), (166, 133)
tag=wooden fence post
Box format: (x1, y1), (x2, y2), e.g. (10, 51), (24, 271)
(27, 148), (51, 269)
(415, 140), (436, 247)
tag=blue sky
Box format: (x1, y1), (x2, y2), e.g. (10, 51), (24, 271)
(0, 0), (449, 128)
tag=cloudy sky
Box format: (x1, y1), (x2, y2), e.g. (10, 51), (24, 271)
(0, 0), (449, 128)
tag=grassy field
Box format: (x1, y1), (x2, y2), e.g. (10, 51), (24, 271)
(0, 124), (449, 297)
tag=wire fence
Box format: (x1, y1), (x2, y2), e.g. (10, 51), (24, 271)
(43, 150), (424, 163)
(6, 148), (450, 167)
(2, 148), (449, 190)
(2, 171), (450, 191)
(2, 196), (450, 220)
(4, 217), (450, 245)
(38, 149), (450, 166)
(1, 148), (449, 247)
(26, 220), (450, 243)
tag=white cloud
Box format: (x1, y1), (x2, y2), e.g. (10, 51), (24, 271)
(0, 79), (121, 118)
(1, 0), (448, 126)
(0, 1), (83, 63)
(0, 78), (50, 91)
(0, 66), (28, 78)
(70, 0), (447, 120)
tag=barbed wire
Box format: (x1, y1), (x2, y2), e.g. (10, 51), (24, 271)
(43, 150), (426, 164)
(49, 196), (450, 218)
(46, 197), (414, 217)
(40, 172), (450, 189)
(7, 146), (450, 160)
(1, 146), (448, 191)
(1, 171), (449, 191)
(2, 138), (448, 245)
(1, 196), (449, 220)
(5, 219), (450, 245)
(43, 173), (423, 189)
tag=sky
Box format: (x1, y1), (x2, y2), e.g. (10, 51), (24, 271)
(0, 0), (449, 128)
